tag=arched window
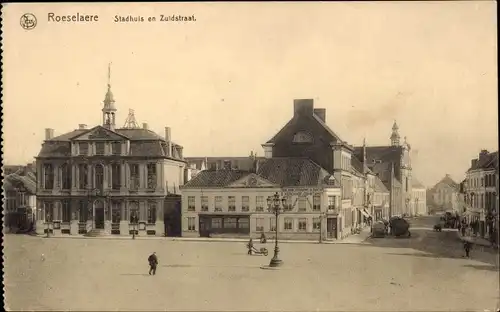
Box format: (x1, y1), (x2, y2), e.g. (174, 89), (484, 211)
(129, 201), (139, 222)
(292, 131), (313, 143)
(95, 164), (104, 190)
(61, 163), (71, 190)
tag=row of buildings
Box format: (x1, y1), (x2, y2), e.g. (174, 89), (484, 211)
(4, 72), (427, 240)
(426, 150), (499, 243)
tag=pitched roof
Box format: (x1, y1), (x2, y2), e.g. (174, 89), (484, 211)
(256, 157), (331, 187)
(185, 156), (267, 171)
(39, 126), (184, 159)
(433, 175), (459, 190)
(468, 151), (498, 171)
(374, 176), (389, 193)
(412, 177), (426, 189)
(266, 113), (343, 144)
(183, 157), (333, 189)
(182, 170), (251, 188)
(4, 173), (37, 194)
(353, 146), (403, 165)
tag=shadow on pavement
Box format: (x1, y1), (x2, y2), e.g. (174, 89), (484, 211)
(161, 264), (265, 269)
(365, 216), (499, 268)
(462, 264), (499, 272)
(120, 273), (150, 276)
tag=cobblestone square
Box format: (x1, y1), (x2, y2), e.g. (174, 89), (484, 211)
(4, 231), (499, 311)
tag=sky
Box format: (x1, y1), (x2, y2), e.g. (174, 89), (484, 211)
(3, 2), (498, 187)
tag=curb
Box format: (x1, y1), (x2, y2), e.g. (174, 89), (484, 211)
(28, 233), (373, 245)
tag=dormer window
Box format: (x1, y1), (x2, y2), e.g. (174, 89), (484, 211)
(292, 131), (313, 143)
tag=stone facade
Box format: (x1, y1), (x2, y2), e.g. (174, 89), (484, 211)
(35, 77), (186, 237)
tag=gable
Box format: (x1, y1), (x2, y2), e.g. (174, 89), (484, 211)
(71, 126), (129, 141)
(227, 173), (278, 188)
(267, 115), (340, 146)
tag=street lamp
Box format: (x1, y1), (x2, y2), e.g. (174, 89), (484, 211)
(318, 211), (327, 244)
(46, 212), (51, 238)
(131, 212), (138, 240)
(266, 192), (287, 267)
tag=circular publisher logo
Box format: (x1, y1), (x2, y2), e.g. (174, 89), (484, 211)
(20, 13), (37, 30)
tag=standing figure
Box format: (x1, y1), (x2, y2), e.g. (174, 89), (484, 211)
(463, 241), (472, 258)
(260, 232), (267, 244)
(247, 238), (254, 255)
(148, 252), (158, 275)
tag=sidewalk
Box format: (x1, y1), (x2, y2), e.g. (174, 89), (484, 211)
(456, 231), (498, 249)
(28, 228), (373, 245)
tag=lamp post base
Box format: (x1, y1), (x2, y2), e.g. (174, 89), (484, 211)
(269, 258), (283, 267)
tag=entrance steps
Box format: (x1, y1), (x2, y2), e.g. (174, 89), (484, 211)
(84, 229), (110, 237)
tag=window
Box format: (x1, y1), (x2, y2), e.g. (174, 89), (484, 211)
(129, 201), (139, 222)
(212, 217), (222, 228)
(313, 218), (321, 231)
(214, 196), (223, 212)
(224, 217), (237, 228)
(112, 164), (121, 190)
(284, 196), (293, 211)
(284, 218), (293, 231)
(256, 217), (264, 232)
(147, 163), (157, 189)
(298, 218), (307, 231)
(61, 163), (71, 190)
(292, 131), (313, 143)
(228, 196), (236, 212)
(188, 196), (196, 211)
(112, 142), (121, 155)
(313, 195), (321, 211)
(79, 142), (89, 155)
(298, 196), (307, 211)
(481, 178), (484, 187)
(269, 217), (276, 232)
(44, 164), (54, 190)
(95, 142), (105, 155)
(242, 196), (250, 212)
(111, 201), (121, 223)
(187, 217), (196, 231)
(78, 164), (88, 189)
(147, 202), (157, 224)
(238, 218), (249, 229)
(201, 196), (208, 211)
(95, 164), (104, 190)
(256, 196), (264, 212)
(328, 196), (337, 210)
(78, 200), (87, 222)
(130, 164), (140, 190)
(62, 200), (71, 222)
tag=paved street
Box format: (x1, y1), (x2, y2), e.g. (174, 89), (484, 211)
(4, 217), (499, 312)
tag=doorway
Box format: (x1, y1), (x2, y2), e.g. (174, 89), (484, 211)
(327, 217), (337, 239)
(94, 200), (105, 229)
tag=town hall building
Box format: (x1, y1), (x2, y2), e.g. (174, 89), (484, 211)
(35, 67), (186, 237)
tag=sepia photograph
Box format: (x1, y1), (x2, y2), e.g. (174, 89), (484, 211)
(2, 2), (499, 311)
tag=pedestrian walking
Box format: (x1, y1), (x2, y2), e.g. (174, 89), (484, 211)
(148, 252), (158, 275)
(463, 241), (472, 258)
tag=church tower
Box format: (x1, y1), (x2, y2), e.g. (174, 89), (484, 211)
(390, 120), (400, 146)
(102, 63), (117, 131)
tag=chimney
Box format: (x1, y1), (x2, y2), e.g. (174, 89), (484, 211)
(45, 128), (54, 140)
(142, 123), (149, 130)
(78, 124), (87, 130)
(165, 127), (172, 157)
(314, 108), (326, 122)
(165, 127), (171, 142)
(471, 159), (478, 168)
(293, 99), (314, 117)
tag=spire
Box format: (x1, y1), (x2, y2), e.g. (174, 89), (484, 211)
(123, 109), (140, 129)
(390, 120), (400, 146)
(362, 137), (367, 174)
(102, 63), (117, 130)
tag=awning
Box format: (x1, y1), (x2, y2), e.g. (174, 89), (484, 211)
(360, 208), (371, 218)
